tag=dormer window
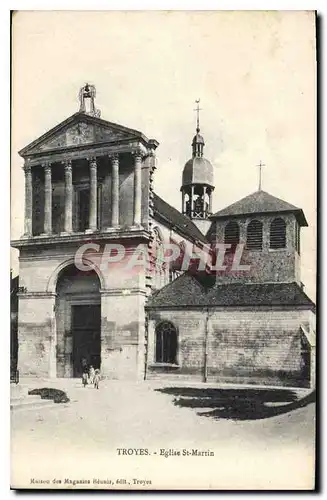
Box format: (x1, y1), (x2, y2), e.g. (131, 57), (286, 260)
(246, 220), (263, 250)
(270, 218), (286, 249)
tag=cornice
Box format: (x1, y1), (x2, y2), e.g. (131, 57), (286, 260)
(11, 227), (152, 249)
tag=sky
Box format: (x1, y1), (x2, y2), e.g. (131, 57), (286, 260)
(11, 10), (316, 299)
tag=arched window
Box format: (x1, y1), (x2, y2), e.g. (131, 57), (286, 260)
(155, 321), (177, 364)
(224, 221), (240, 252)
(246, 220), (263, 250)
(270, 218), (286, 249)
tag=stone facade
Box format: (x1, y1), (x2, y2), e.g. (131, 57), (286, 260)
(16, 238), (150, 380)
(146, 307), (315, 388)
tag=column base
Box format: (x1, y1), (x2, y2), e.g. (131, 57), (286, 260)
(129, 224), (144, 231)
(103, 225), (121, 232)
(60, 231), (73, 236)
(85, 228), (98, 234)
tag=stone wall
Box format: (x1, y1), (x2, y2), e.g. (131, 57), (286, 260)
(17, 294), (56, 377)
(101, 291), (147, 380)
(146, 307), (314, 387)
(211, 213), (301, 285)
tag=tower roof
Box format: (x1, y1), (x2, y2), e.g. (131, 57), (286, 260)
(210, 190), (308, 226)
(181, 98), (214, 190)
(181, 157), (214, 188)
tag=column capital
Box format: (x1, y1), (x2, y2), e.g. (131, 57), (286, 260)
(89, 158), (97, 169)
(108, 152), (119, 161)
(62, 159), (72, 170)
(43, 162), (52, 173)
(23, 162), (32, 173)
(41, 160), (52, 169)
(147, 147), (156, 157)
(131, 148), (146, 159)
(86, 155), (97, 164)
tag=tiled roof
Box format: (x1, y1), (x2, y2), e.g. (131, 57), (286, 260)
(153, 193), (208, 244)
(146, 274), (315, 308)
(211, 190), (308, 226)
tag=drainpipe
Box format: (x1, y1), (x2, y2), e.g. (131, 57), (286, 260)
(204, 307), (209, 383)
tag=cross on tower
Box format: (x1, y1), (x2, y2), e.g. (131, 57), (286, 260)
(194, 99), (202, 132)
(256, 160), (266, 191)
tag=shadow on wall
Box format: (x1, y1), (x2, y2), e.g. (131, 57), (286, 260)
(155, 387), (315, 421)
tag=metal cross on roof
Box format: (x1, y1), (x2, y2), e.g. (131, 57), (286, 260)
(256, 160), (266, 191)
(194, 99), (202, 132)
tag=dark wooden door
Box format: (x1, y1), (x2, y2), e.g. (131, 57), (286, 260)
(72, 304), (101, 377)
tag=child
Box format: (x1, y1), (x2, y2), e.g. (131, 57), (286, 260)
(94, 369), (101, 389)
(89, 365), (95, 385)
(82, 363), (89, 387)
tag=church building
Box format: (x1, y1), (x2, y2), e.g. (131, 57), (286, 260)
(11, 84), (316, 388)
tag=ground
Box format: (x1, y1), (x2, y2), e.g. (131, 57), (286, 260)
(11, 379), (315, 490)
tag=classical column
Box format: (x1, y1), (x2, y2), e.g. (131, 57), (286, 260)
(43, 162), (52, 234)
(23, 163), (33, 237)
(111, 154), (119, 227)
(133, 151), (142, 226)
(63, 159), (73, 233)
(89, 157), (97, 231)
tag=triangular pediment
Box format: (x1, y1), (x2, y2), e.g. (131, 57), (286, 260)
(19, 112), (147, 156)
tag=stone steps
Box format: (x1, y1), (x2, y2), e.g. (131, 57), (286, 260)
(10, 394), (58, 411)
(10, 383), (70, 411)
(146, 373), (203, 382)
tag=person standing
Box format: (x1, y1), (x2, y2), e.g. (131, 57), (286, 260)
(89, 365), (95, 384)
(81, 357), (89, 387)
(93, 369), (100, 389)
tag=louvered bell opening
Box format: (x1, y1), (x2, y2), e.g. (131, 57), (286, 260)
(246, 220), (263, 250)
(270, 218), (286, 249)
(224, 221), (240, 253)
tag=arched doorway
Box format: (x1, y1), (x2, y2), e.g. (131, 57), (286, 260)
(55, 264), (101, 377)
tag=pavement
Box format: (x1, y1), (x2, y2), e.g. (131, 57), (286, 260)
(11, 378), (315, 490)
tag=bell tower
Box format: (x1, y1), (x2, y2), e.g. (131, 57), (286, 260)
(181, 99), (215, 235)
